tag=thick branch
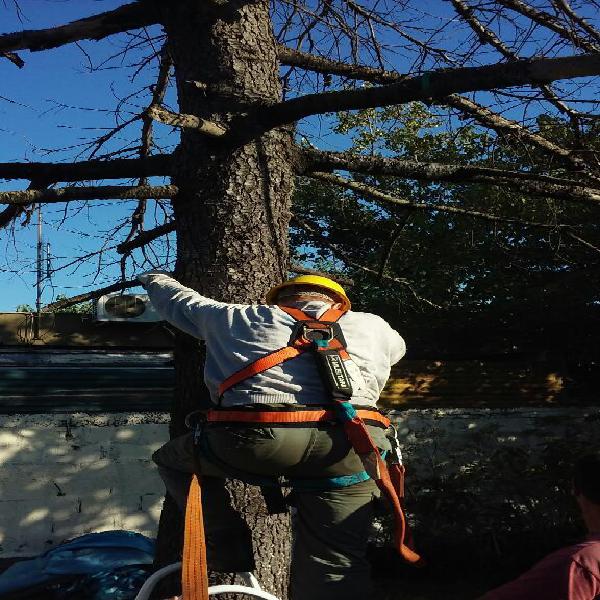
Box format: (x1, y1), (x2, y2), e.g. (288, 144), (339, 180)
(0, 154), (172, 182)
(0, 179), (50, 228)
(0, 2), (157, 54)
(147, 105), (227, 137)
(0, 184), (178, 205)
(278, 47), (596, 175)
(276, 45), (401, 83)
(310, 171), (570, 229)
(255, 53), (600, 131)
(304, 149), (600, 205)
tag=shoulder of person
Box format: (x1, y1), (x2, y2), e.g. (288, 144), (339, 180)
(347, 310), (394, 328)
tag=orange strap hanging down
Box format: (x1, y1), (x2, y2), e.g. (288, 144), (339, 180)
(182, 475), (209, 600)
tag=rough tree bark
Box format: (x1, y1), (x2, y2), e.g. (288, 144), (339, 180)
(152, 1), (295, 598)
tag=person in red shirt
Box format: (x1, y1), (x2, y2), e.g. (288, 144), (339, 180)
(481, 452), (600, 600)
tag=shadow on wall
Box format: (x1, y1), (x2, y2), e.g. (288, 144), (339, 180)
(0, 413), (170, 557)
(381, 407), (599, 587)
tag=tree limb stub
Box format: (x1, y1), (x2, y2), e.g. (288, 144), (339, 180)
(310, 171), (573, 229)
(0, 154), (172, 182)
(304, 150), (600, 205)
(117, 220), (176, 254)
(147, 105), (227, 137)
(0, 184), (178, 205)
(258, 53), (600, 130)
(43, 279), (140, 312)
(0, 2), (157, 54)
(1, 51), (24, 68)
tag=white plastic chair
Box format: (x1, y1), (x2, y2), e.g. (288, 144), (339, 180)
(134, 562), (282, 600)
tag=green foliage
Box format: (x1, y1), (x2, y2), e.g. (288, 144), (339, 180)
(294, 103), (600, 357)
(15, 303), (35, 313)
(15, 294), (92, 314)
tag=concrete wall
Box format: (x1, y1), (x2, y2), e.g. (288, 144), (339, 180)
(1, 407), (599, 559)
(0, 413), (169, 557)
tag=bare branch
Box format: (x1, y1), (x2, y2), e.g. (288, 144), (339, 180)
(450, 0), (582, 120)
(277, 46), (597, 176)
(442, 95), (600, 178)
(304, 149), (600, 205)
(0, 154), (172, 182)
(253, 53), (600, 132)
(0, 184), (178, 205)
(43, 279), (140, 312)
(497, 0), (600, 53)
(309, 171), (571, 229)
(565, 230), (600, 254)
(552, 0), (600, 45)
(0, 2), (157, 54)
(292, 214), (440, 307)
(147, 105), (227, 137)
(117, 220), (176, 254)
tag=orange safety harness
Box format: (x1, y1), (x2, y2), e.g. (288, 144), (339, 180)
(182, 305), (423, 599)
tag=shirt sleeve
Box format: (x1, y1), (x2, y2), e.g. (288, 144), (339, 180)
(385, 320), (406, 365)
(139, 271), (229, 340)
(569, 559), (600, 600)
(479, 552), (589, 600)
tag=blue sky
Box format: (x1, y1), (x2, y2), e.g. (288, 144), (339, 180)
(0, 1), (168, 309)
(0, 1), (598, 310)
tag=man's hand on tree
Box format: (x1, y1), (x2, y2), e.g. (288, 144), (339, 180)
(137, 269), (174, 287)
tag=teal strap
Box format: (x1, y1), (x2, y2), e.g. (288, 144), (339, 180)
(289, 470), (371, 490)
(334, 400), (357, 421)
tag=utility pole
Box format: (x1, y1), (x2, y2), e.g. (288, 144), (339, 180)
(33, 203), (43, 340)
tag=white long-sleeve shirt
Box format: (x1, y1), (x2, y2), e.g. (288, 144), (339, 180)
(139, 272), (406, 408)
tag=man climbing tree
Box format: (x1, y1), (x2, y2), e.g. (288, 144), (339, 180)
(1, 1), (599, 598)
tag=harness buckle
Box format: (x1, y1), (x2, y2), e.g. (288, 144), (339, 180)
(289, 320), (348, 349)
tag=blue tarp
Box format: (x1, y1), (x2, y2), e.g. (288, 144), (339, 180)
(0, 531), (154, 599)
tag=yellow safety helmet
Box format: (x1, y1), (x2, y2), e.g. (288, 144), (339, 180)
(266, 274), (351, 311)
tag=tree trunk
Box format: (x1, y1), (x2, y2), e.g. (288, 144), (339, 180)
(153, 1), (295, 598)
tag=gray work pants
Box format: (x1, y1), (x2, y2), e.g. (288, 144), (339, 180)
(152, 416), (391, 600)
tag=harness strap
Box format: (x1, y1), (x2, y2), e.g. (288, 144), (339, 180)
(218, 346), (303, 398)
(218, 305), (348, 399)
(183, 474), (209, 600)
(206, 408), (390, 428)
(336, 405), (422, 565)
